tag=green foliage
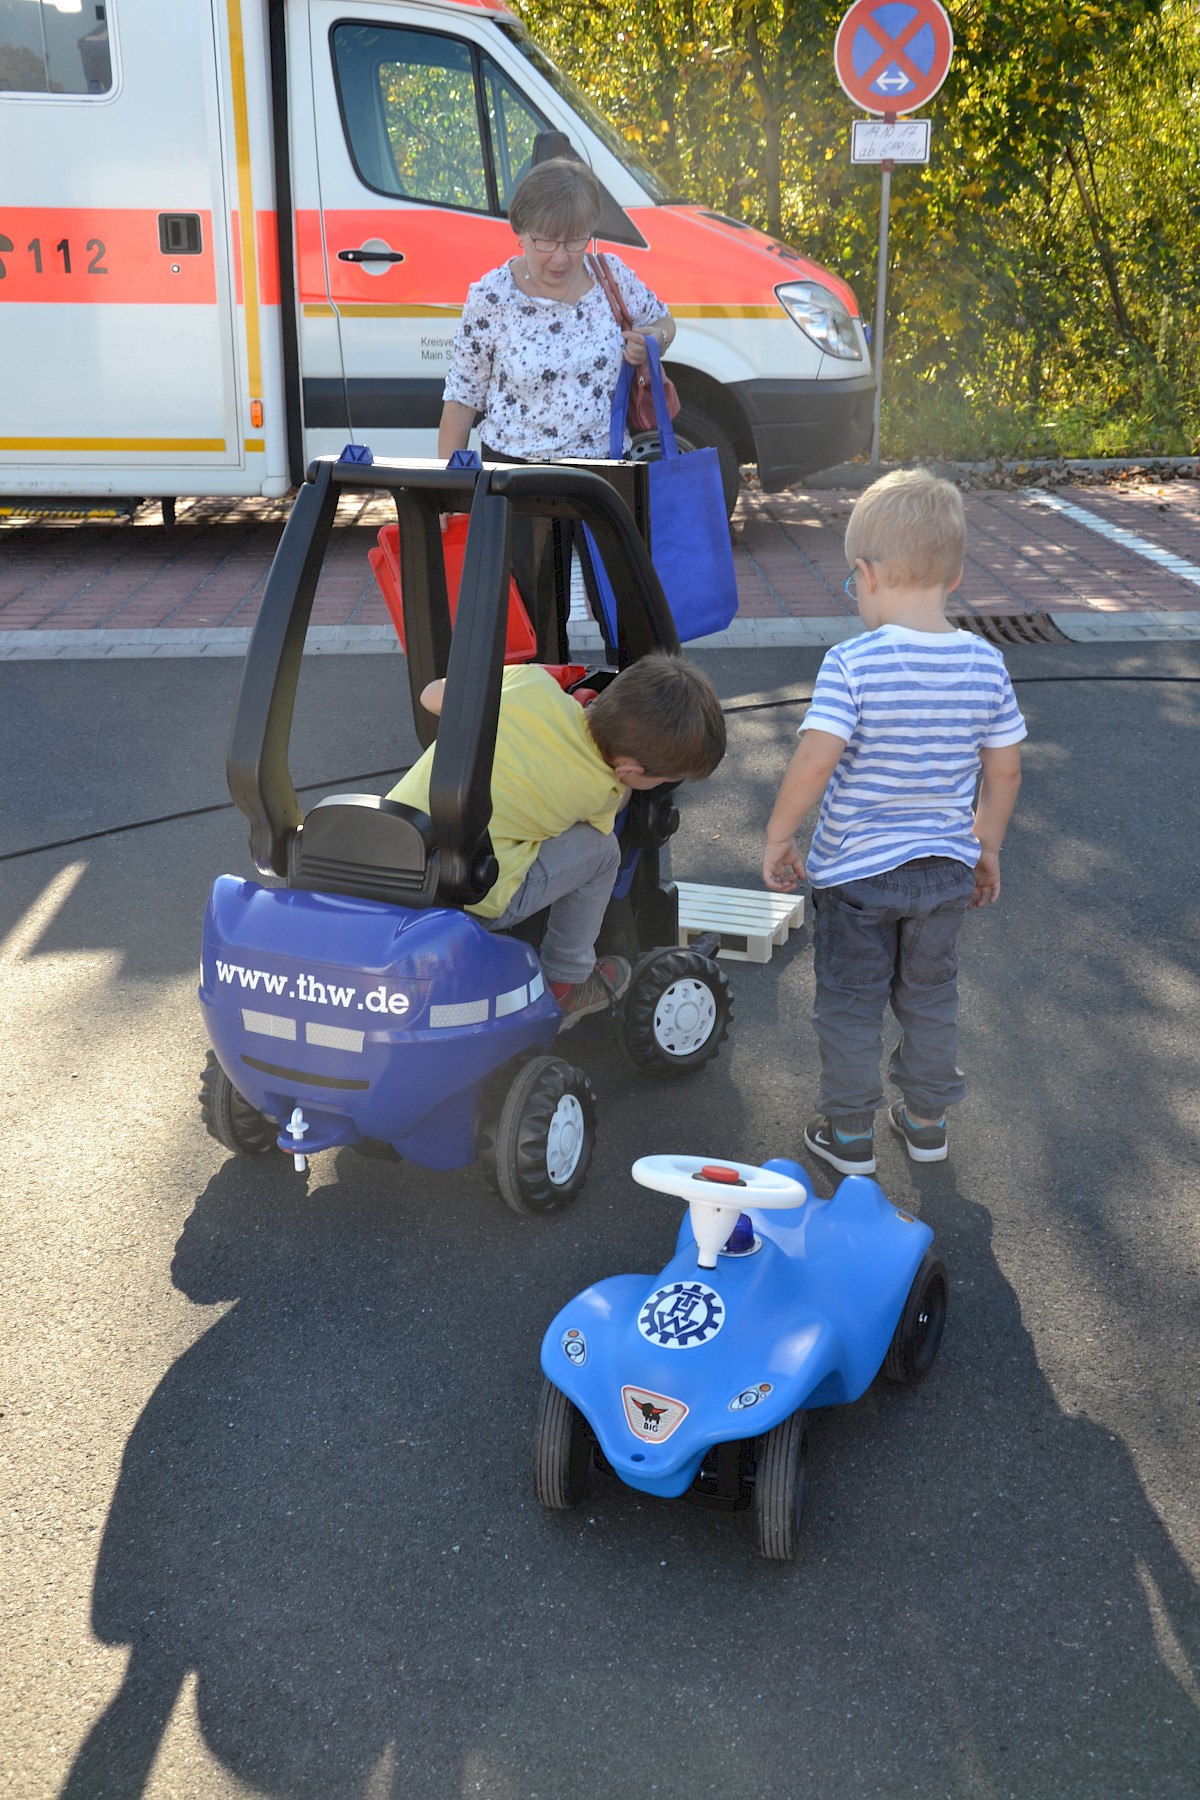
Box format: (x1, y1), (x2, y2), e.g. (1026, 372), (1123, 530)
(511, 0), (1200, 460)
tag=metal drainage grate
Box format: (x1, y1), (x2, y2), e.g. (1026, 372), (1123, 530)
(950, 608), (1067, 646)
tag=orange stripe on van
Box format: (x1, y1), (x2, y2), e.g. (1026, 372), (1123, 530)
(256, 212), (281, 307)
(0, 210), (216, 305)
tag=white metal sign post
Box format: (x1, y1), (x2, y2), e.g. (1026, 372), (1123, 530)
(834, 0), (954, 464)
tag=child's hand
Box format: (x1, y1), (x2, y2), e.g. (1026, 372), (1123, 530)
(763, 836), (805, 892)
(970, 849), (1001, 906)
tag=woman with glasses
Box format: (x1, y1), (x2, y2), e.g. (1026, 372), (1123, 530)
(437, 158), (674, 650)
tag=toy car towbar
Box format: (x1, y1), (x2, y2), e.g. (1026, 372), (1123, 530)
(533, 1153), (948, 1558)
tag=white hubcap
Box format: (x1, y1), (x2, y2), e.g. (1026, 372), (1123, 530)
(652, 978), (717, 1057)
(546, 1093), (586, 1185)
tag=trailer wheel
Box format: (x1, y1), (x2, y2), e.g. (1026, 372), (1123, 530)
(617, 948), (732, 1076)
(489, 1056), (596, 1217)
(532, 1378), (590, 1509)
(199, 1051), (276, 1155)
(883, 1253), (948, 1385)
(753, 1410), (808, 1562)
(628, 402), (741, 517)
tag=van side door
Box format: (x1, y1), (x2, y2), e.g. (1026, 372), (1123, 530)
(298, 1), (560, 461)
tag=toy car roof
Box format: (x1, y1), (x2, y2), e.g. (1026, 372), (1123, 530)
(225, 454), (680, 907)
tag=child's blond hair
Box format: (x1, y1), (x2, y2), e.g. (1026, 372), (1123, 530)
(845, 469), (966, 589)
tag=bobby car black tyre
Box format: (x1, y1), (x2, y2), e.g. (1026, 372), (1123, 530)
(532, 1378), (591, 1509)
(199, 1050), (276, 1155)
(490, 1055), (597, 1218)
(753, 1409), (808, 1562)
(883, 1252), (948, 1385)
(616, 948), (732, 1076)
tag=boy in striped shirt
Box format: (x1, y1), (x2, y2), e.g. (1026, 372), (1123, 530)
(762, 470), (1026, 1172)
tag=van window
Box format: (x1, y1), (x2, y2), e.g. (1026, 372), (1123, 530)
(331, 23), (550, 216)
(483, 57), (547, 212)
(496, 20), (675, 203)
(0, 0), (110, 94)
(334, 25), (488, 209)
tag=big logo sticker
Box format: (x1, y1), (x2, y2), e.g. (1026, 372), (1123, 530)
(622, 1386), (689, 1441)
(637, 1280), (725, 1349)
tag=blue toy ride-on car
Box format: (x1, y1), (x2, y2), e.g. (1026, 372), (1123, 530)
(534, 1153), (948, 1556)
(198, 453), (732, 1214)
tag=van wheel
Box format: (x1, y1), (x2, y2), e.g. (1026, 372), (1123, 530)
(199, 1051), (276, 1155)
(628, 403), (741, 517)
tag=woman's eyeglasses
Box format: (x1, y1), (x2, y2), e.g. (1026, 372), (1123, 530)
(527, 236), (591, 254)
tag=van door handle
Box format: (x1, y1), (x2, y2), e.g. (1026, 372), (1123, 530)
(337, 247), (405, 264)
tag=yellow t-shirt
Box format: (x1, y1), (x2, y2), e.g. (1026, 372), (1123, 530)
(388, 664), (624, 919)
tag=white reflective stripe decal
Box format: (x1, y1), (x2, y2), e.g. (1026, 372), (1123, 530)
(305, 1021), (365, 1054)
(242, 1009), (296, 1040)
(429, 999), (489, 1028)
(529, 971), (545, 1001)
(495, 983), (528, 1017)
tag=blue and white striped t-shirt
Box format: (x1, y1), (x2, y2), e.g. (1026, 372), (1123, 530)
(800, 624), (1027, 888)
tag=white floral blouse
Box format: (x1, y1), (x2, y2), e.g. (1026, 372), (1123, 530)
(442, 255), (665, 460)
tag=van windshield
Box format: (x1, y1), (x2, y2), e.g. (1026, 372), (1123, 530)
(495, 21), (679, 203)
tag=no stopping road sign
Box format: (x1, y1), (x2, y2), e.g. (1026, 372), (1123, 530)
(834, 0), (954, 116)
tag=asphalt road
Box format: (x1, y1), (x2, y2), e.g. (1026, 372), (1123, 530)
(2, 642), (1199, 1800)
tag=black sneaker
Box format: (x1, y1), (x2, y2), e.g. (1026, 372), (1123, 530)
(887, 1102), (948, 1163)
(549, 956), (632, 1031)
(803, 1115), (876, 1176)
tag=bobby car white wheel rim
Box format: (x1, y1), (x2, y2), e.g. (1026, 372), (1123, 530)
(545, 1094), (586, 1186)
(652, 978), (718, 1058)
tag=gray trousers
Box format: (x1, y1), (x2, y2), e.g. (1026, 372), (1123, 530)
(488, 822), (619, 985)
(810, 856), (977, 1131)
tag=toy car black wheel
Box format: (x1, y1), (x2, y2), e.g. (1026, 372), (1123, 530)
(883, 1252), (948, 1385)
(532, 1378), (591, 1509)
(616, 948), (732, 1076)
(199, 1050), (276, 1155)
(753, 1409), (808, 1562)
(490, 1055), (597, 1218)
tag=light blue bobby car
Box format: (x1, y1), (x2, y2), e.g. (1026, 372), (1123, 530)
(534, 1154), (948, 1560)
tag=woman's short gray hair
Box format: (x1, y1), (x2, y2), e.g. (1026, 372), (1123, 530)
(508, 159), (603, 241)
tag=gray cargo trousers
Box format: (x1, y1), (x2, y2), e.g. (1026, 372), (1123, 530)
(810, 855), (978, 1132)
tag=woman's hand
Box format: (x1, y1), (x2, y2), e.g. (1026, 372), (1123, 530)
(621, 328), (650, 367)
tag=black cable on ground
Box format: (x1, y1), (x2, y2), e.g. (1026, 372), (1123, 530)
(2, 671), (1198, 864)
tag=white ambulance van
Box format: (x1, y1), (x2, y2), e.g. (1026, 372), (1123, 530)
(0, 0), (873, 515)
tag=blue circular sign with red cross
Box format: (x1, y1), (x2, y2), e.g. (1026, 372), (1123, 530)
(834, 0), (954, 116)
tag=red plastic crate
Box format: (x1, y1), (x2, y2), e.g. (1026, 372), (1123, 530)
(369, 516), (537, 664)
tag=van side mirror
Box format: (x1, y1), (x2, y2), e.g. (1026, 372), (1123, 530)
(531, 132), (647, 251)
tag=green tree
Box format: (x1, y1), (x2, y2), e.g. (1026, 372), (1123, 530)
(513, 0), (1199, 458)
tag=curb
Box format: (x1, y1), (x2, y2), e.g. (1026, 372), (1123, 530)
(4, 612), (1200, 661)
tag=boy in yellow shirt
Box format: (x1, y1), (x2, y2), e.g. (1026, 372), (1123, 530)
(390, 653), (726, 1025)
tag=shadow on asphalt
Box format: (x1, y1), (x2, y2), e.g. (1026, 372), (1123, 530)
(61, 1148), (1200, 1799)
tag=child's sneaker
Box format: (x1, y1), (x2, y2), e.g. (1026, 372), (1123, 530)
(887, 1102), (948, 1163)
(550, 956), (631, 1030)
(803, 1116), (876, 1176)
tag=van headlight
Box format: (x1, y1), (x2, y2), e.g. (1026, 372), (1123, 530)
(775, 282), (863, 360)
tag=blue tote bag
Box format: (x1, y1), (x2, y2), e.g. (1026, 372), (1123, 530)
(585, 339), (739, 645)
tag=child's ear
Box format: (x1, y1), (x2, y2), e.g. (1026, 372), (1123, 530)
(610, 757), (645, 784)
(946, 568), (964, 595)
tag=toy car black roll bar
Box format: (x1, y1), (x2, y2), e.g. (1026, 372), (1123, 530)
(225, 455), (679, 911)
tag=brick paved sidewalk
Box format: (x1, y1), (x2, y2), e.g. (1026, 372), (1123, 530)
(1, 476), (1198, 644)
